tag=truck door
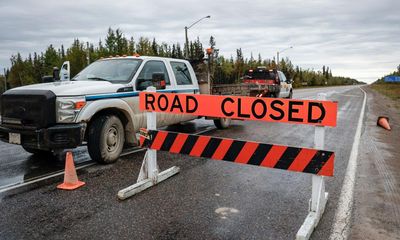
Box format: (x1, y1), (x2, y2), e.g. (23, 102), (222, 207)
(59, 61), (70, 81)
(135, 60), (178, 128)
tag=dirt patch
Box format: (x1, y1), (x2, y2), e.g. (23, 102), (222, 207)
(349, 86), (400, 240)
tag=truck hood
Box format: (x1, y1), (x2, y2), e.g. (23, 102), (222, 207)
(6, 81), (126, 96)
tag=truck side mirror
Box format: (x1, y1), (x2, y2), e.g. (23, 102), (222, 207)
(53, 67), (60, 81)
(59, 61), (70, 81)
(152, 73), (166, 90)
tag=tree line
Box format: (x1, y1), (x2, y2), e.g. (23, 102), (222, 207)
(1, 27), (362, 93)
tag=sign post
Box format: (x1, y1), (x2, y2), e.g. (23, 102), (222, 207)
(296, 93), (329, 240)
(118, 87), (180, 200)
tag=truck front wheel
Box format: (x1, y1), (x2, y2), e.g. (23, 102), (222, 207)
(214, 118), (232, 129)
(87, 115), (125, 164)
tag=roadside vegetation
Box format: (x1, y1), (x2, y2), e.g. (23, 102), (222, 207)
(371, 83), (400, 101)
(371, 65), (400, 103)
(0, 28), (363, 93)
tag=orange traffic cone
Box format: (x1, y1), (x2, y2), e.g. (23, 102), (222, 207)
(57, 151), (85, 190)
(377, 116), (391, 131)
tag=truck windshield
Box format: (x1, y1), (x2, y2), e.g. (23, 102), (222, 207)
(72, 59), (142, 83)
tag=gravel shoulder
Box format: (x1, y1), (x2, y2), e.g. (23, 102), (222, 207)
(349, 86), (400, 240)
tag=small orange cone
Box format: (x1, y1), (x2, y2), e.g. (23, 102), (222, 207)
(377, 116), (391, 131)
(57, 151), (85, 190)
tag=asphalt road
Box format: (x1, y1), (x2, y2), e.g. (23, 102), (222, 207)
(0, 85), (363, 239)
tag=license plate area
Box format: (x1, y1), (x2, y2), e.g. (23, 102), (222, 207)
(9, 133), (21, 144)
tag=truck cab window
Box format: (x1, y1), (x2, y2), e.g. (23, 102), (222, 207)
(171, 62), (193, 85)
(136, 61), (170, 90)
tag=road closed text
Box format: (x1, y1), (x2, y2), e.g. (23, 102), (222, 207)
(139, 92), (338, 126)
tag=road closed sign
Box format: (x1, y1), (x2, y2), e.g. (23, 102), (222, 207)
(139, 92), (338, 126)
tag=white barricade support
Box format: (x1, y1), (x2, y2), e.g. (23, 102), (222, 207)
(296, 93), (329, 240)
(118, 86), (180, 200)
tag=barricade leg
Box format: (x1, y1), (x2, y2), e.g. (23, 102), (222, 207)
(296, 93), (329, 240)
(118, 87), (180, 200)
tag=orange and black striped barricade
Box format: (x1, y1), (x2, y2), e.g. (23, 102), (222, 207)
(118, 90), (337, 240)
(138, 129), (334, 176)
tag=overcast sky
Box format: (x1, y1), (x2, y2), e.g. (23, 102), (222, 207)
(1, 0), (399, 83)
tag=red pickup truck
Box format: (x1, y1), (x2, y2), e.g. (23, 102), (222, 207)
(243, 67), (293, 98)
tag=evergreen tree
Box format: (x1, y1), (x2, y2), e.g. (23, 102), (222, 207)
(44, 44), (60, 74)
(128, 37), (135, 54)
(105, 28), (116, 55)
(209, 36), (216, 49)
(66, 39), (86, 76)
(151, 38), (158, 56)
(257, 54), (262, 66)
(176, 43), (183, 59)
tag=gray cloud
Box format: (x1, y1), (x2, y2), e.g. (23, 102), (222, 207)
(0, 0), (399, 83)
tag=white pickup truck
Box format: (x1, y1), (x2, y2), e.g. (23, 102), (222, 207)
(0, 56), (231, 163)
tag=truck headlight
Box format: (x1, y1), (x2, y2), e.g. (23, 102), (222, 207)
(56, 97), (86, 123)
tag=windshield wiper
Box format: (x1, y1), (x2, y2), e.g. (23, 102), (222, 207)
(87, 77), (109, 81)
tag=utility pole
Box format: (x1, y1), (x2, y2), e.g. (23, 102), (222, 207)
(276, 51), (279, 69)
(3, 68), (7, 91)
(86, 42), (90, 65)
(185, 26), (189, 59)
(276, 46), (293, 70)
(184, 15), (211, 59)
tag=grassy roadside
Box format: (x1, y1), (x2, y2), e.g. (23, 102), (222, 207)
(370, 83), (400, 108)
(370, 83), (400, 100)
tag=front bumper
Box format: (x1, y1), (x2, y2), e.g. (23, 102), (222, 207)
(0, 123), (86, 150)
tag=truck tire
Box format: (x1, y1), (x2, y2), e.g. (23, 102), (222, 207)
(214, 118), (232, 129)
(87, 115), (125, 164)
(22, 146), (52, 156)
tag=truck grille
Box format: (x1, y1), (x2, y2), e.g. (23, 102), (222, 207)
(1, 89), (56, 129)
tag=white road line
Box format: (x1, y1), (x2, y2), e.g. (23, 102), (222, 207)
(329, 87), (367, 240)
